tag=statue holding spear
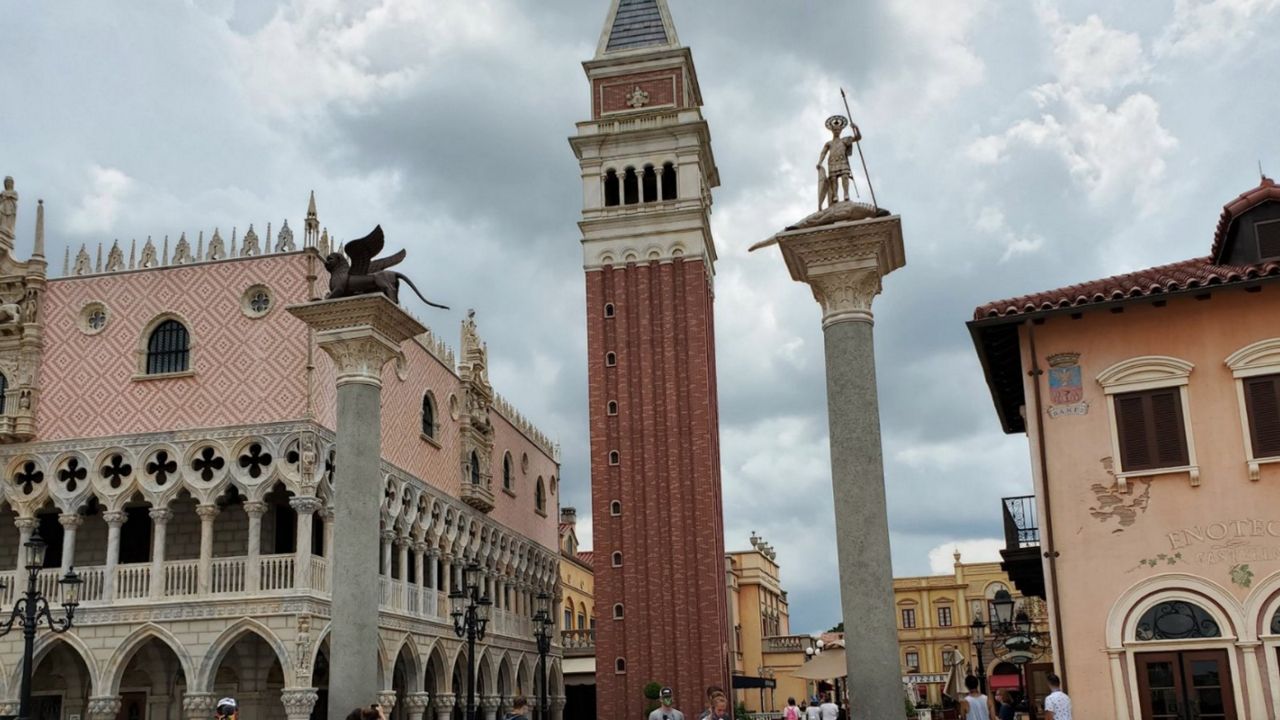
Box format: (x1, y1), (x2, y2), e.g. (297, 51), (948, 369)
(815, 89), (879, 212)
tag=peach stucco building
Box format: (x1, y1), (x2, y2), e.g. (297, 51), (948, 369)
(972, 177), (1280, 719)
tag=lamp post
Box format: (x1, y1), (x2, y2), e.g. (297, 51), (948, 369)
(986, 589), (1045, 720)
(450, 562), (491, 720)
(1, 530), (83, 720)
(969, 617), (987, 695)
(532, 592), (554, 720)
(804, 639), (826, 702)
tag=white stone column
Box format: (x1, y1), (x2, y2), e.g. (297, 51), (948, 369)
(146, 694), (171, 720)
(14, 517), (38, 555)
(292, 496), (321, 590)
(756, 214), (905, 718)
(550, 695), (566, 720)
(87, 696), (122, 720)
(102, 511), (127, 601)
(1106, 650), (1130, 720)
(58, 513), (82, 575)
(196, 504), (219, 595)
(442, 554), (453, 594)
(149, 508), (172, 599)
(381, 529), (395, 577)
(433, 694), (456, 720)
(429, 550), (440, 590)
(288, 294), (425, 720)
(1237, 641), (1267, 720)
(323, 506), (335, 557)
(243, 501), (266, 593)
(404, 692), (431, 720)
(182, 693), (217, 720)
(280, 688), (319, 720)
(480, 696), (500, 720)
(398, 536), (410, 607)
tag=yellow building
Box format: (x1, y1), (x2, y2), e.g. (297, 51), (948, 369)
(559, 508), (595, 633)
(728, 533), (792, 712)
(895, 551), (1049, 707)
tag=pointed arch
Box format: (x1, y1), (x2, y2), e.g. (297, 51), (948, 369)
(103, 622), (196, 695)
(196, 617), (292, 690)
(424, 640), (450, 694)
(390, 633), (425, 693)
(14, 632), (101, 700)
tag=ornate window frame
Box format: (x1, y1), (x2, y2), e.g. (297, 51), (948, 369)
(1096, 356), (1199, 489)
(420, 391), (441, 448)
(79, 301), (110, 335)
(1225, 338), (1280, 480)
(135, 312), (196, 381)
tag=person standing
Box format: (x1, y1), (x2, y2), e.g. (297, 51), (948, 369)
(1043, 674), (1072, 720)
(804, 696), (821, 720)
(957, 676), (995, 720)
(506, 697), (530, 720)
(214, 698), (238, 720)
(784, 697), (801, 720)
(995, 690), (1015, 720)
(818, 693), (838, 720)
(699, 692), (731, 720)
(649, 687), (685, 720)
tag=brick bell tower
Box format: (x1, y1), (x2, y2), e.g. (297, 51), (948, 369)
(569, 0), (730, 716)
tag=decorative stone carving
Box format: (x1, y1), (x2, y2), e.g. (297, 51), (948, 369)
(87, 696), (123, 720)
(0, 176), (17, 244)
(318, 228), (331, 256)
(808, 270), (882, 327)
(288, 294), (426, 388)
(182, 692), (217, 720)
(242, 224), (261, 257)
(295, 613), (314, 679)
(277, 219), (297, 252)
(73, 245), (93, 275)
(172, 233), (194, 264)
(280, 688), (319, 720)
(378, 691), (399, 710)
(106, 240), (125, 271)
(323, 225), (448, 308)
(208, 228), (226, 261)
(140, 237), (159, 268)
(103, 510), (128, 527)
(458, 310), (495, 513)
(625, 86), (649, 108)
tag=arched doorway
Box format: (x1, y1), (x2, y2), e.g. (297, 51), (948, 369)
(113, 636), (190, 720)
(391, 641), (421, 720)
(206, 628), (288, 719)
(1130, 599), (1238, 718)
(30, 639), (94, 720)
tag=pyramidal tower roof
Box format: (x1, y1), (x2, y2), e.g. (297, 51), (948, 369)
(596, 0), (680, 57)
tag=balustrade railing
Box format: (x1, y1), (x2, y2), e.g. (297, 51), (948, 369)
(561, 628), (595, 654)
(115, 564), (150, 600)
(260, 554), (295, 591)
(165, 559), (199, 597)
(309, 557), (328, 592)
(211, 558), (245, 594)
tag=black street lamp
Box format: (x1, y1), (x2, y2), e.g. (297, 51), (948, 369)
(532, 592), (554, 720)
(450, 562), (491, 720)
(1, 530), (83, 720)
(986, 589), (1047, 720)
(969, 616), (987, 695)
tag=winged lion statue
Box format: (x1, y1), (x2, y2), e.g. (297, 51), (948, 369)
(324, 225), (449, 309)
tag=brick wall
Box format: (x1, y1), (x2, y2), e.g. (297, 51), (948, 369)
(587, 258), (730, 718)
(593, 70), (685, 117)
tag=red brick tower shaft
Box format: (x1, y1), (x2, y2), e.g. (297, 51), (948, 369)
(569, 1), (731, 717)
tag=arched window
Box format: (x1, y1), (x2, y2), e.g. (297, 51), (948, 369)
(661, 162), (678, 200)
(607, 400), (618, 416)
(146, 319), (190, 374)
(604, 303), (615, 318)
(610, 500), (622, 516)
(623, 168), (639, 205)
(605, 352), (617, 367)
(603, 170), (620, 207)
(613, 604), (624, 620)
(421, 393), (436, 438)
(642, 165), (658, 202)
(535, 477), (546, 513)
(608, 450), (620, 466)
(503, 453), (514, 492)
(0, 372), (7, 415)
(470, 451), (481, 485)
(615, 658), (626, 674)
(1135, 600), (1221, 641)
(611, 551), (622, 567)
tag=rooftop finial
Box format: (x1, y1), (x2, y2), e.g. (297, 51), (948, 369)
(33, 199), (44, 258)
(305, 190), (320, 248)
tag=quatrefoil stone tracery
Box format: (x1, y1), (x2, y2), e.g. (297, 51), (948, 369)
(58, 458), (88, 493)
(192, 446), (225, 482)
(239, 443), (273, 479)
(101, 454), (132, 489)
(146, 450), (178, 486)
(14, 461), (43, 494)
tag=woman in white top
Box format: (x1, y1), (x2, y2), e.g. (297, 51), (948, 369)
(957, 676), (996, 720)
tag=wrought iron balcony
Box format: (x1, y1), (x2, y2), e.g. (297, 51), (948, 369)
(999, 495), (1045, 599)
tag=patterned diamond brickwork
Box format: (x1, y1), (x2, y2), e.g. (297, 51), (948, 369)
(40, 255), (313, 440)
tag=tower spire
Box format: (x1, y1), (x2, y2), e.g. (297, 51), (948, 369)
(596, 0), (679, 57)
(32, 200), (44, 258)
(305, 190), (320, 248)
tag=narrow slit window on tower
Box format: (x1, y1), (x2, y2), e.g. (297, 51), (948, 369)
(611, 551), (623, 567)
(615, 658), (626, 674)
(613, 604), (625, 620)
(603, 169), (620, 207)
(642, 165), (658, 203)
(605, 352), (617, 367)
(661, 162), (678, 200)
(604, 302), (615, 318)
(608, 450), (620, 466)
(610, 500), (622, 516)
(607, 400), (618, 416)
(623, 167), (639, 205)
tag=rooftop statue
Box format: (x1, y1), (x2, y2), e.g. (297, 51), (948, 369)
(784, 113), (890, 231)
(324, 225), (449, 309)
(0, 176), (17, 239)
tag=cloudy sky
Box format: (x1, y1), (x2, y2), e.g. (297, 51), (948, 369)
(3, 0), (1278, 633)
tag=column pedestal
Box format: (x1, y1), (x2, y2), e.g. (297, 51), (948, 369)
(289, 294), (425, 720)
(759, 214), (905, 719)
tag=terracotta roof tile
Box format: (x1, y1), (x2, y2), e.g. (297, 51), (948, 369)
(559, 523), (573, 535)
(576, 551), (595, 568)
(974, 256), (1280, 320)
(1212, 176), (1280, 259)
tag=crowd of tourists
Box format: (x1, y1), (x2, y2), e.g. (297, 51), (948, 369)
(207, 695), (538, 720)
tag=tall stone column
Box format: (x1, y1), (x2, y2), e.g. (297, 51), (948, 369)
(289, 295), (425, 720)
(58, 514), (82, 575)
(196, 504), (219, 595)
(102, 511), (126, 601)
(149, 508), (171, 599)
(292, 496), (321, 590)
(243, 501), (266, 593)
(14, 516), (37, 549)
(759, 214), (905, 718)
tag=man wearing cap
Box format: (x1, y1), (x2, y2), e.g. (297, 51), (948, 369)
(214, 698), (238, 720)
(648, 687), (684, 720)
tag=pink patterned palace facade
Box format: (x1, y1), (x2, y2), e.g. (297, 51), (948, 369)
(0, 184), (564, 720)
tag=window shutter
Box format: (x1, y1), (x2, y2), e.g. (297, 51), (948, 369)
(1245, 374), (1280, 458)
(1116, 394), (1152, 469)
(1150, 389), (1189, 467)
